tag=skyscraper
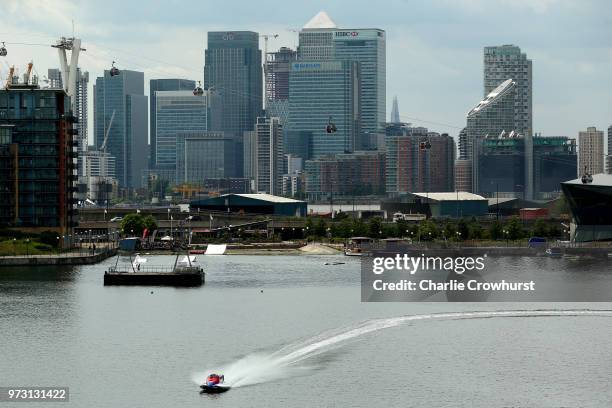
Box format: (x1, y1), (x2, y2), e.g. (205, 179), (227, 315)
(390, 96), (400, 123)
(48, 68), (89, 175)
(149, 79), (196, 168)
(607, 125), (612, 174)
(94, 70), (148, 188)
(483, 45), (532, 137)
(265, 47), (296, 103)
(204, 31), (262, 136)
(255, 117), (283, 195)
(154, 91), (208, 169)
(298, 12), (386, 149)
(288, 60), (360, 158)
(465, 79), (521, 194)
(578, 126), (604, 176)
(264, 47), (296, 125)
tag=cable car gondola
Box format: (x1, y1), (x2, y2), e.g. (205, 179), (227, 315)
(326, 116), (337, 134)
(419, 140), (431, 150)
(0, 42), (7, 57)
(110, 61), (120, 77)
(193, 81), (204, 96)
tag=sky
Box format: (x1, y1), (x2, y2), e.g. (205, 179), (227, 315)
(1, 0), (611, 146)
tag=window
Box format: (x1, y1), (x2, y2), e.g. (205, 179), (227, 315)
(0, 127), (11, 144)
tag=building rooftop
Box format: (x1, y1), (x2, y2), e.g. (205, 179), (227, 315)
(467, 78), (515, 117)
(412, 192), (487, 201)
(303, 11), (337, 29)
(229, 193), (305, 203)
(562, 173), (612, 187)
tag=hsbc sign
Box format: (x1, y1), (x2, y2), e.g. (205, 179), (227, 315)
(335, 31), (359, 37)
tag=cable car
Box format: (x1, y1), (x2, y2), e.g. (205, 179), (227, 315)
(110, 61), (120, 77)
(326, 116), (337, 134)
(419, 140), (432, 150)
(193, 81), (204, 96)
(0, 42), (7, 57)
(581, 173), (593, 184)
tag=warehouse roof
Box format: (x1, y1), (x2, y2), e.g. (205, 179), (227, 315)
(562, 173), (612, 187)
(224, 194), (305, 204)
(411, 192), (486, 201)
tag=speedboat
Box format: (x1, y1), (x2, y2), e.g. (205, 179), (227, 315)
(200, 374), (230, 394)
(200, 384), (231, 394)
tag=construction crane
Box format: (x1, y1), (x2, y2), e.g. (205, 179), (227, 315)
(100, 110), (115, 153)
(260, 34), (279, 108)
(4, 65), (14, 89)
(23, 61), (33, 85)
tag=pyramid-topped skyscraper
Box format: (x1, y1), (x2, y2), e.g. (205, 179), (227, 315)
(288, 11), (386, 155)
(303, 11), (337, 29)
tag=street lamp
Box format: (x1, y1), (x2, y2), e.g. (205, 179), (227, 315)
(12, 238), (16, 256)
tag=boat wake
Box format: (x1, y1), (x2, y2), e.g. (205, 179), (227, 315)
(191, 309), (612, 388)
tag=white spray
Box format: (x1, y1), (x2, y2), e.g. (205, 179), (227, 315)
(192, 309), (612, 388)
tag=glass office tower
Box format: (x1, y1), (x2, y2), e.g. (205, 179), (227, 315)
(149, 79), (196, 167)
(298, 22), (386, 150)
(288, 61), (360, 158)
(94, 70), (148, 189)
(204, 31), (262, 136)
(155, 91), (208, 169)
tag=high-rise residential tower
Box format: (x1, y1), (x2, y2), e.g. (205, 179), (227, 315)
(297, 11), (386, 150)
(149, 79), (196, 168)
(264, 47), (297, 125)
(255, 116), (283, 195)
(465, 79), (522, 195)
(0, 86), (76, 235)
(578, 126), (604, 176)
(94, 70), (148, 188)
(204, 31), (262, 136)
(483, 45), (532, 137)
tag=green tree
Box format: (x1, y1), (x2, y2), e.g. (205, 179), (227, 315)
(457, 219), (469, 240)
(531, 218), (548, 237)
(120, 213), (146, 236)
(489, 220), (503, 240)
(39, 230), (61, 248)
(304, 217), (314, 237)
(418, 220), (439, 241)
(334, 211), (349, 221)
(505, 216), (524, 240)
(468, 220), (484, 240)
(314, 218), (328, 237)
(394, 219), (409, 238)
(443, 221), (457, 240)
(143, 215), (158, 232)
(368, 217), (383, 238)
(351, 219), (368, 237)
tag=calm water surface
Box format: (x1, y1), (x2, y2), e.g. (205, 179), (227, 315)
(1, 255), (612, 407)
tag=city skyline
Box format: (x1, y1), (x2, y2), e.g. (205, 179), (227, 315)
(1, 0), (610, 148)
